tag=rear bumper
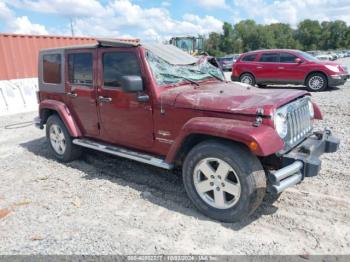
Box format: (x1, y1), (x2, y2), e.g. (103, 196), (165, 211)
(269, 128), (340, 194)
(328, 74), (349, 86)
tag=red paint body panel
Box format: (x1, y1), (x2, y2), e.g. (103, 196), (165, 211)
(165, 81), (308, 115)
(39, 99), (82, 137)
(313, 102), (323, 120)
(165, 117), (284, 162)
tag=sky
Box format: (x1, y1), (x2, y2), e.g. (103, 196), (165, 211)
(1, 0), (350, 42)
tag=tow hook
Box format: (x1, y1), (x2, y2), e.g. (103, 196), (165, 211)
(253, 108), (264, 127)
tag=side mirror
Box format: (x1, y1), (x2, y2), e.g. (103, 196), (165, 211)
(295, 58), (302, 64)
(121, 75), (143, 92)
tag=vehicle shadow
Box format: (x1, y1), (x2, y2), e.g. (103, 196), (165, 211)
(20, 137), (279, 230)
(259, 84), (341, 92)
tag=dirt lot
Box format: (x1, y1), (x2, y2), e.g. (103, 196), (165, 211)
(1, 59), (350, 255)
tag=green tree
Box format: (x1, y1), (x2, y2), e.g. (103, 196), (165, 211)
(268, 23), (300, 49)
(296, 19), (322, 50)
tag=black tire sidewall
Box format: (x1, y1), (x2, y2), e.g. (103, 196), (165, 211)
(306, 73), (328, 92)
(183, 141), (265, 222)
(46, 115), (76, 162)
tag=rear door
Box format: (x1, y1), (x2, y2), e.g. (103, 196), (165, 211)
(65, 49), (99, 137)
(254, 52), (279, 83)
(96, 48), (154, 149)
(276, 52), (305, 84)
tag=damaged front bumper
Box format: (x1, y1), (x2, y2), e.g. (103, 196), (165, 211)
(269, 128), (340, 194)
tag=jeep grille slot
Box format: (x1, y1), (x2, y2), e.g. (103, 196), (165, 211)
(286, 97), (312, 149)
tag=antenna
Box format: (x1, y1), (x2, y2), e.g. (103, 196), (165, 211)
(70, 18), (75, 37)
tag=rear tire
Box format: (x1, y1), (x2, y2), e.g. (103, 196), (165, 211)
(182, 141), (266, 222)
(240, 73), (256, 86)
(306, 73), (328, 92)
(46, 114), (82, 162)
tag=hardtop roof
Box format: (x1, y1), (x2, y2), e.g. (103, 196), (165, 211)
(40, 38), (198, 65)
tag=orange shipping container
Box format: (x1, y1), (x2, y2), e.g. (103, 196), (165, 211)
(0, 33), (139, 80)
(0, 33), (96, 80)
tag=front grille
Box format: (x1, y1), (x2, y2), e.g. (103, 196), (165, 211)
(285, 97), (313, 149)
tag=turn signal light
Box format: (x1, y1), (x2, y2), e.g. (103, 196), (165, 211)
(249, 141), (258, 151)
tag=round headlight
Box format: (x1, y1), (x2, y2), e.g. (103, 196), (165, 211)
(275, 112), (288, 139)
(308, 100), (314, 119)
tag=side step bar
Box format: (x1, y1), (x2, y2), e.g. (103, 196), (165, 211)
(72, 139), (173, 170)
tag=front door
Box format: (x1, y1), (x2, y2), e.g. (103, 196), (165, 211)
(97, 48), (154, 149)
(276, 52), (305, 84)
(65, 49), (99, 137)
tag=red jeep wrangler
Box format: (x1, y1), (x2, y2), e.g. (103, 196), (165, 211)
(35, 39), (340, 222)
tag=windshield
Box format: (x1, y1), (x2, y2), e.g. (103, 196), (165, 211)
(146, 51), (225, 86)
(296, 51), (319, 61)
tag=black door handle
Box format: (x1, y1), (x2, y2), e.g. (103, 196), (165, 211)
(98, 96), (112, 103)
(66, 92), (77, 98)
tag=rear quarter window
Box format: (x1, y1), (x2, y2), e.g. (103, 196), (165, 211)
(241, 54), (257, 62)
(43, 54), (61, 84)
(68, 53), (93, 86)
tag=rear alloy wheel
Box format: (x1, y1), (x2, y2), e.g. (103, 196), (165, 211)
(183, 141), (266, 222)
(240, 73), (256, 86)
(46, 115), (82, 162)
(306, 73), (327, 92)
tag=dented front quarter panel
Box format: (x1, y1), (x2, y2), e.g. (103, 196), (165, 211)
(165, 117), (284, 163)
(39, 99), (82, 137)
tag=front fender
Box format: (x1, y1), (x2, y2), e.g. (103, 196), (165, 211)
(312, 102), (323, 120)
(165, 117), (284, 163)
(39, 99), (81, 137)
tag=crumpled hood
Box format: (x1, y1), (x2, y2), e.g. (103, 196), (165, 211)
(162, 81), (309, 116)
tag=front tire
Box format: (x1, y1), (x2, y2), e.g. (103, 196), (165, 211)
(239, 73), (256, 86)
(182, 141), (266, 222)
(306, 73), (328, 92)
(46, 114), (82, 162)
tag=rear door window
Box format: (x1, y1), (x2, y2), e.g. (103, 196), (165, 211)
(280, 53), (298, 63)
(103, 52), (141, 88)
(241, 54), (257, 62)
(259, 53), (279, 63)
(43, 54), (61, 84)
(68, 53), (93, 87)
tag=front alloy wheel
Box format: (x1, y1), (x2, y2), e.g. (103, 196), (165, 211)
(193, 158), (241, 209)
(306, 73), (327, 92)
(182, 141), (266, 222)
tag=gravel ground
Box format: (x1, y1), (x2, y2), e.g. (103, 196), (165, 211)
(0, 59), (350, 255)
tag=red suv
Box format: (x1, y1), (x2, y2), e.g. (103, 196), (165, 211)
(231, 49), (349, 91)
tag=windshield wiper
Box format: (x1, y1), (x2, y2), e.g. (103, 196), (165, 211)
(159, 73), (200, 86)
